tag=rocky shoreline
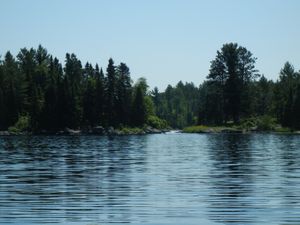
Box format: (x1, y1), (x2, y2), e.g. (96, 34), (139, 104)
(182, 127), (300, 134)
(0, 126), (171, 136)
(2, 126), (300, 136)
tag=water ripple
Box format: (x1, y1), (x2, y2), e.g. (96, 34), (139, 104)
(0, 134), (300, 224)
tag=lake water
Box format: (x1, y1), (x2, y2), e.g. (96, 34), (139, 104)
(0, 133), (300, 225)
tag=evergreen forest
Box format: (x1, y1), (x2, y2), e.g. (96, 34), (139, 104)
(1, 43), (300, 133)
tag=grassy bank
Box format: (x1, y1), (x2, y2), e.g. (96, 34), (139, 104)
(183, 116), (298, 134)
(183, 125), (242, 133)
(183, 125), (297, 134)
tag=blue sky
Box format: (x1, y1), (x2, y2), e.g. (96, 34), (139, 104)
(1, 0), (299, 90)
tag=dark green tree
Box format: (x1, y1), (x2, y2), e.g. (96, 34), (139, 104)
(116, 63), (132, 125)
(40, 56), (63, 130)
(104, 58), (117, 126)
(95, 66), (105, 125)
(253, 75), (273, 116)
(0, 46), (168, 131)
(2, 52), (26, 128)
(0, 62), (4, 129)
(82, 63), (98, 127)
(293, 82), (300, 129)
(274, 62), (297, 127)
(63, 53), (83, 128)
(132, 83), (147, 126)
(207, 43), (258, 123)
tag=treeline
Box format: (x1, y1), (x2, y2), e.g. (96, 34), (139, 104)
(0, 45), (166, 132)
(1, 43), (300, 132)
(151, 82), (199, 128)
(153, 43), (300, 130)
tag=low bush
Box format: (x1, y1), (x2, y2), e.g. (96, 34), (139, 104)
(256, 116), (277, 131)
(147, 115), (168, 129)
(183, 125), (210, 133)
(118, 127), (143, 135)
(8, 115), (30, 133)
(274, 126), (292, 133)
(238, 116), (277, 131)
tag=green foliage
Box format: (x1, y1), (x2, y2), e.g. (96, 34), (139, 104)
(183, 125), (239, 133)
(131, 83), (147, 126)
(0, 46), (166, 132)
(153, 81), (199, 128)
(147, 115), (168, 129)
(273, 62), (300, 129)
(115, 63), (132, 125)
(117, 127), (143, 135)
(274, 126), (292, 133)
(183, 125), (210, 133)
(205, 43), (259, 124)
(1, 51), (27, 129)
(1, 44), (300, 133)
(8, 115), (30, 133)
(237, 117), (257, 130)
(256, 116), (277, 131)
(144, 96), (155, 116)
(105, 58), (117, 126)
(63, 53), (83, 129)
(237, 116), (277, 131)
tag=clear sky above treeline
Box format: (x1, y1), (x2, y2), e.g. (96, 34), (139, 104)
(0, 0), (299, 90)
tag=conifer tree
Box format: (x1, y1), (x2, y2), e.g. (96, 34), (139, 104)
(116, 63), (132, 125)
(105, 58), (117, 126)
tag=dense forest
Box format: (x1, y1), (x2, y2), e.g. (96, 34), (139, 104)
(0, 45), (166, 132)
(154, 43), (300, 130)
(1, 43), (300, 133)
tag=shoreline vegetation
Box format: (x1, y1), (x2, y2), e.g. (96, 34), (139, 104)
(1, 125), (299, 136)
(0, 126), (171, 136)
(1, 43), (300, 135)
(183, 116), (300, 134)
(1, 115), (299, 136)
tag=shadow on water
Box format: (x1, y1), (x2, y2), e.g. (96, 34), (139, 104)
(0, 135), (149, 224)
(1, 134), (300, 224)
(205, 134), (300, 225)
(276, 135), (300, 225)
(206, 134), (255, 224)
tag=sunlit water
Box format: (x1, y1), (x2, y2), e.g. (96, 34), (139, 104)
(0, 133), (300, 225)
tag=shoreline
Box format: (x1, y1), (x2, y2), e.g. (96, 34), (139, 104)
(0, 126), (171, 136)
(1, 128), (300, 136)
(182, 125), (300, 135)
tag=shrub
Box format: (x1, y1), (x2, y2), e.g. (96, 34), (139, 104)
(8, 115), (30, 133)
(183, 125), (209, 133)
(147, 115), (168, 129)
(274, 126), (292, 133)
(118, 127), (143, 134)
(256, 115), (277, 131)
(238, 116), (277, 131)
(238, 117), (256, 130)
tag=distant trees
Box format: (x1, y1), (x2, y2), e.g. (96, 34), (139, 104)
(0, 51), (26, 129)
(254, 75), (274, 116)
(116, 63), (132, 126)
(132, 81), (147, 126)
(154, 43), (300, 130)
(273, 62), (300, 129)
(1, 43), (300, 131)
(152, 81), (199, 128)
(204, 43), (259, 124)
(0, 45), (158, 131)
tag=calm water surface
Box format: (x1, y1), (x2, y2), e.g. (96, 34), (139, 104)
(0, 133), (300, 225)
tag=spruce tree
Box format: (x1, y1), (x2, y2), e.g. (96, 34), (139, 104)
(105, 58), (117, 126)
(207, 43), (258, 123)
(63, 53), (83, 128)
(95, 65), (105, 125)
(116, 63), (132, 126)
(132, 85), (146, 126)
